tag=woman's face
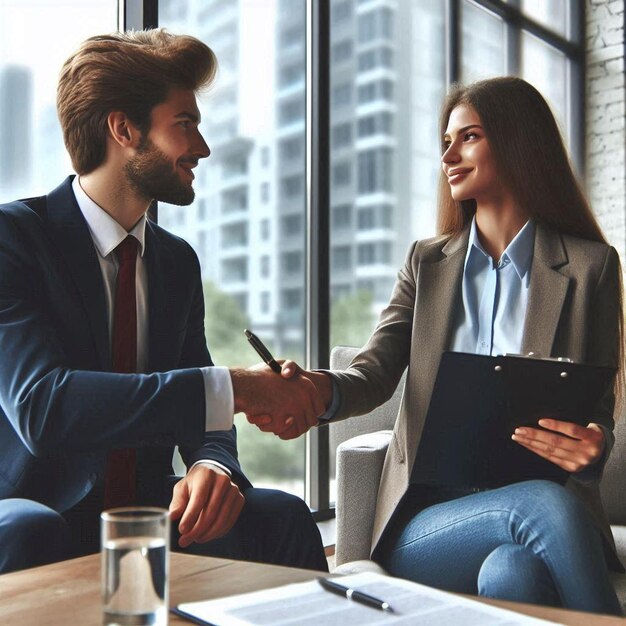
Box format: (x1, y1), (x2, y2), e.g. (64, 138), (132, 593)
(441, 104), (502, 205)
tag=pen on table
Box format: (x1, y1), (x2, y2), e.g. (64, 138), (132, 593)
(317, 577), (395, 613)
(244, 329), (282, 374)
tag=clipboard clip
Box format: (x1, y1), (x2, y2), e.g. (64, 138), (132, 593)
(502, 352), (573, 363)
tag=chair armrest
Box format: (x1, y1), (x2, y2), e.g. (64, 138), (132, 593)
(335, 430), (392, 566)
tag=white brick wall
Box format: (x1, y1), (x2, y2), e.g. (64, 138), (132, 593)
(586, 0), (625, 255)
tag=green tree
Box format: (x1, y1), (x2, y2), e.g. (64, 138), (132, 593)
(202, 280), (255, 368)
(202, 280), (303, 484)
(330, 289), (376, 349)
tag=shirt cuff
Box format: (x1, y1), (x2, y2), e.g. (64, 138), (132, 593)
(316, 375), (341, 421)
(189, 459), (232, 476)
(200, 366), (234, 431)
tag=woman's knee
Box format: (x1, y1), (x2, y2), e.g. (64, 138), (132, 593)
(478, 544), (560, 607)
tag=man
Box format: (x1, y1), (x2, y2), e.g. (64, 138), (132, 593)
(0, 29), (326, 574)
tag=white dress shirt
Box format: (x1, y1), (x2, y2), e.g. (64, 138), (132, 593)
(72, 177), (234, 473)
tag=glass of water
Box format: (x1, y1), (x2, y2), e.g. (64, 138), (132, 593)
(101, 507), (170, 626)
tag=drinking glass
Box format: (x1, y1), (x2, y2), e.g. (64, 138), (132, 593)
(101, 507), (170, 626)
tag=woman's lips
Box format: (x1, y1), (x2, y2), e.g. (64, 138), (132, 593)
(447, 169), (472, 185)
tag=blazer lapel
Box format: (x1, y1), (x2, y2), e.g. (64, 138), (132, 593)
(144, 223), (168, 372)
(413, 230), (468, 368)
(521, 223), (570, 357)
(46, 177), (110, 368)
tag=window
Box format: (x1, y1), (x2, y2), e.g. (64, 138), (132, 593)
(260, 182), (269, 204)
(282, 214), (302, 236)
(332, 204), (352, 229)
(197, 200), (206, 221)
(332, 123), (352, 149)
(222, 188), (247, 213)
(332, 82), (352, 108)
(222, 155), (247, 178)
(357, 241), (392, 265)
(357, 7), (393, 43)
(281, 251), (302, 274)
(279, 62), (304, 88)
(221, 257), (248, 282)
(357, 112), (393, 138)
(279, 99), (304, 125)
(154, 0), (586, 515)
(357, 46), (393, 72)
(260, 291), (270, 313)
(260, 255), (270, 278)
(282, 288), (302, 310)
(332, 161), (351, 187)
(357, 79), (394, 104)
(331, 40), (352, 64)
(280, 137), (303, 160)
(357, 148), (393, 193)
(281, 174), (304, 198)
(221, 222), (248, 248)
(331, 245), (352, 271)
(260, 146), (270, 167)
(332, 0), (352, 24)
(260, 218), (270, 241)
(357, 204), (393, 230)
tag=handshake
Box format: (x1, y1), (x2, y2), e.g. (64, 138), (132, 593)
(230, 360), (332, 440)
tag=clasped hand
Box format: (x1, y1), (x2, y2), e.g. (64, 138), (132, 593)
(511, 418), (606, 472)
(233, 361), (328, 440)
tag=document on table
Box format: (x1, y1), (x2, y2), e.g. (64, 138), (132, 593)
(173, 571), (561, 625)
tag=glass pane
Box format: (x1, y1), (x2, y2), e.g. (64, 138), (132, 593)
(521, 31), (568, 135)
(461, 0), (506, 82)
(158, 0), (307, 498)
(0, 0), (118, 202)
(328, 0), (446, 502)
(521, 0), (568, 39)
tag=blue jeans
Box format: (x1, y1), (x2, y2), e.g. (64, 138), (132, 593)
(374, 480), (622, 616)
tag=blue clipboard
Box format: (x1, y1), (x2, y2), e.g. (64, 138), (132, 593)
(410, 352), (616, 488)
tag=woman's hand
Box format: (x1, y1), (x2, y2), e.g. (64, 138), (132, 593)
(511, 419), (606, 472)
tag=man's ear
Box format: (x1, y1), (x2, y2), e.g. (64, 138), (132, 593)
(106, 111), (143, 148)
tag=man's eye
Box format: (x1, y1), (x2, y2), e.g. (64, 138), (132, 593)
(179, 121), (191, 128)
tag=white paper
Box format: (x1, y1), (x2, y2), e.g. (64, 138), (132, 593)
(176, 571), (561, 625)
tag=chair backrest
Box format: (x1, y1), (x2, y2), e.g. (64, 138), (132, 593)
(600, 412), (626, 525)
(328, 346), (405, 454)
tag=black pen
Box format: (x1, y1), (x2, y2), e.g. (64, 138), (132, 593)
(244, 329), (281, 374)
(317, 577), (394, 613)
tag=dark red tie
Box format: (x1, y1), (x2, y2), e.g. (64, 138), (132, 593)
(103, 236), (139, 509)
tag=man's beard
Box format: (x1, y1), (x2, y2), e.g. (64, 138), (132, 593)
(124, 137), (196, 206)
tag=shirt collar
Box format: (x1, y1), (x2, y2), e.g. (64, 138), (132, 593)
(464, 215), (535, 280)
(72, 176), (147, 259)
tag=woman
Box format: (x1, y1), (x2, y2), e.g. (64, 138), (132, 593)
(271, 76), (624, 614)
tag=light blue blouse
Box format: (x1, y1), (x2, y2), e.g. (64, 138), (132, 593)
(450, 217), (536, 356)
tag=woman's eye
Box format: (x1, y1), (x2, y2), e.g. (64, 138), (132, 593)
(465, 132), (478, 141)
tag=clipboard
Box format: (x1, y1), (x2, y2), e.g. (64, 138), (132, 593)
(410, 351), (616, 489)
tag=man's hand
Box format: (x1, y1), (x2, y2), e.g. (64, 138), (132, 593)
(511, 419), (606, 472)
(169, 464), (244, 548)
(231, 365), (326, 439)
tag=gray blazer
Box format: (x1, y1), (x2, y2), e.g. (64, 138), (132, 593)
(331, 223), (622, 564)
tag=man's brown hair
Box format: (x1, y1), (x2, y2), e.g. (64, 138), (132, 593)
(57, 29), (217, 175)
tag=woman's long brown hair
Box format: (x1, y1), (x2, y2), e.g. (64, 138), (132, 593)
(436, 76), (624, 412)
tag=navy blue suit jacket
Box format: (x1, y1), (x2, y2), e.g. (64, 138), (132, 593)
(0, 177), (251, 512)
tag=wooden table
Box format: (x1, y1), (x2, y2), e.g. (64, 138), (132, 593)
(0, 553), (623, 625)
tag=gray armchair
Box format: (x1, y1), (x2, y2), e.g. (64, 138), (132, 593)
(329, 345), (626, 607)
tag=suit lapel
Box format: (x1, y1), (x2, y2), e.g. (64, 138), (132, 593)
(144, 222), (168, 372)
(413, 231), (468, 369)
(46, 177), (110, 368)
(521, 223), (570, 357)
